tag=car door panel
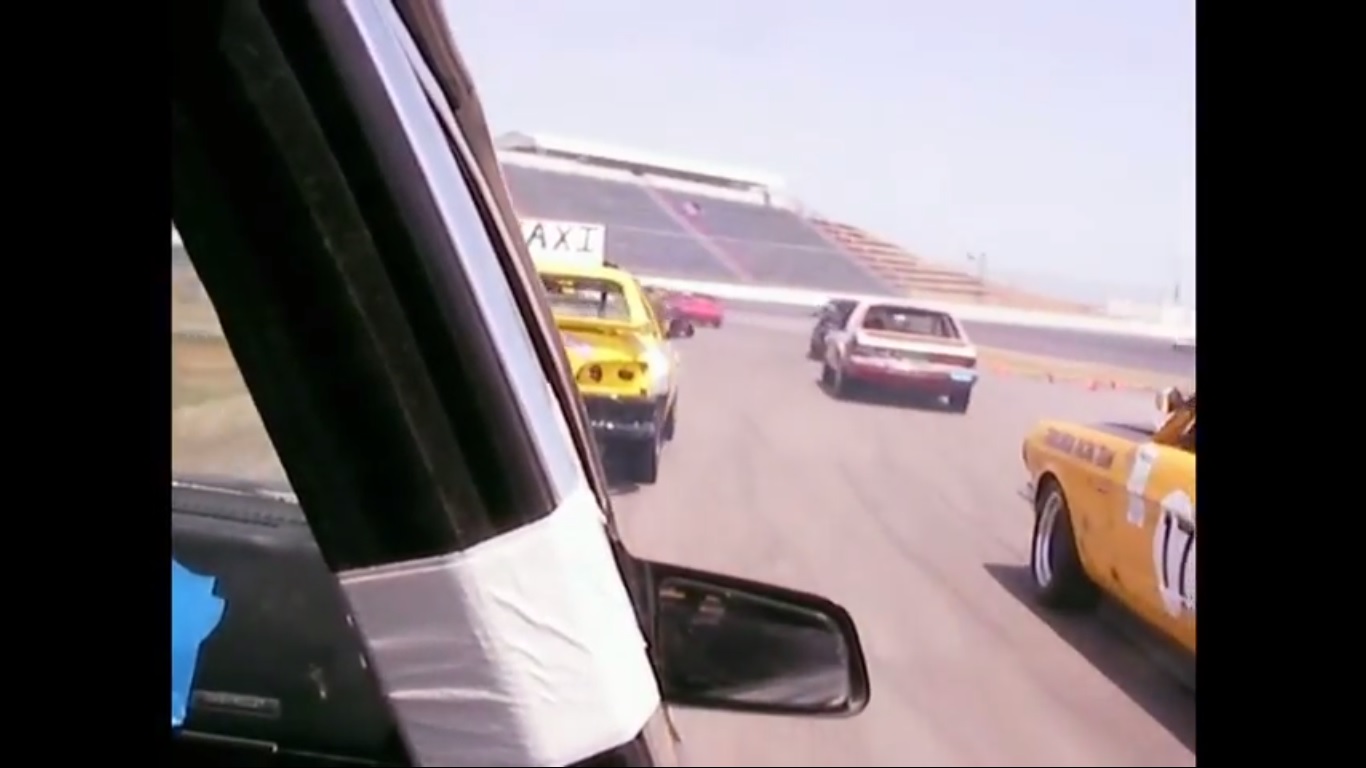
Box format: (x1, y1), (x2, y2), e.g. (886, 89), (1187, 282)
(1109, 442), (1196, 650)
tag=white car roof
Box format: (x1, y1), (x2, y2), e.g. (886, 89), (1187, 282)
(855, 297), (960, 318)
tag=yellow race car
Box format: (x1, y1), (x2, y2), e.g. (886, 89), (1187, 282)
(538, 262), (689, 484)
(1021, 388), (1196, 657)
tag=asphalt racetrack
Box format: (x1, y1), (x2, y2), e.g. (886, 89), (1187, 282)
(720, 302), (1196, 377)
(613, 319), (1195, 767)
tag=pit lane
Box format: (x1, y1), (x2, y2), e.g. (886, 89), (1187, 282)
(613, 322), (1195, 767)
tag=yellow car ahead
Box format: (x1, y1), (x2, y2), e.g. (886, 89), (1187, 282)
(538, 262), (689, 484)
(1021, 388), (1196, 657)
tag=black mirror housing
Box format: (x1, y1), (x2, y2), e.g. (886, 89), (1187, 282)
(643, 559), (870, 718)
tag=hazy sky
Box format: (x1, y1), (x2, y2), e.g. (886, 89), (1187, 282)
(448, 0), (1195, 306)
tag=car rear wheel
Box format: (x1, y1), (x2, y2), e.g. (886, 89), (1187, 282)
(626, 436), (662, 484)
(1030, 481), (1100, 612)
(821, 362), (849, 398)
(946, 388), (972, 414)
(662, 404), (676, 442)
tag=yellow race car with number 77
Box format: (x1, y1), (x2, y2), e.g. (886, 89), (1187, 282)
(1021, 387), (1196, 657)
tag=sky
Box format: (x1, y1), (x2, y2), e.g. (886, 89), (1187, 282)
(447, 0), (1195, 307)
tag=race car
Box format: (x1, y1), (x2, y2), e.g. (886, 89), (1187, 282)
(641, 287), (695, 338)
(1021, 387), (1196, 657)
(665, 291), (725, 328)
(539, 263), (689, 483)
(817, 298), (979, 412)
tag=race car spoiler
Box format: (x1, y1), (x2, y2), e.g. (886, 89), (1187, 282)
(555, 317), (654, 340)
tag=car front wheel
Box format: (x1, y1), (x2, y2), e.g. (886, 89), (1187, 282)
(1030, 481), (1100, 612)
(626, 435), (662, 484)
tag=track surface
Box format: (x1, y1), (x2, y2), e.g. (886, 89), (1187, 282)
(614, 324), (1195, 767)
(722, 302), (1195, 376)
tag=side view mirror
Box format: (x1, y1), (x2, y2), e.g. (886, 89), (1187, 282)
(666, 318), (695, 339)
(1156, 386), (1187, 415)
(644, 559), (870, 718)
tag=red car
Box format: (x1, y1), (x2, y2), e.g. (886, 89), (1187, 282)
(666, 292), (725, 328)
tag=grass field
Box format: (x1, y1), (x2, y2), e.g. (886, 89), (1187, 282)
(979, 347), (1192, 392)
(171, 330), (282, 481)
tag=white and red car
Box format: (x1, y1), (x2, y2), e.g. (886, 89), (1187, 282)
(815, 299), (979, 413)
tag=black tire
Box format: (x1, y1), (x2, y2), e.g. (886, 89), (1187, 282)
(821, 362), (849, 398)
(807, 340), (823, 360)
(1029, 480), (1100, 612)
(831, 367), (851, 399)
(626, 437), (662, 485)
(662, 404), (676, 442)
(946, 388), (973, 414)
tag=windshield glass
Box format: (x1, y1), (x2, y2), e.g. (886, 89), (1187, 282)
(540, 274), (634, 322)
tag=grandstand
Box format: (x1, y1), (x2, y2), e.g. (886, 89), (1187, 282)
(496, 132), (1094, 312)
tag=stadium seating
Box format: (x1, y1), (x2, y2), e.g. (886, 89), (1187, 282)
(810, 218), (1096, 312)
(607, 228), (741, 282)
(716, 239), (891, 294)
(654, 191), (831, 250)
(502, 163), (899, 295)
(502, 165), (680, 234)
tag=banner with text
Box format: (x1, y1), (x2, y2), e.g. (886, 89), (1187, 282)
(521, 218), (607, 267)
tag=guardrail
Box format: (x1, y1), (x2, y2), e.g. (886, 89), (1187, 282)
(637, 275), (1194, 342)
(172, 230), (1194, 342)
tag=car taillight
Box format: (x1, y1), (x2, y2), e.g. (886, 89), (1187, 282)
(930, 354), (976, 368)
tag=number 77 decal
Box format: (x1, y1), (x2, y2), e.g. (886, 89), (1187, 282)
(1152, 490), (1196, 617)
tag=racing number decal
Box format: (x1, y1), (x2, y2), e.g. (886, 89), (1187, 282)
(1151, 491), (1196, 617)
(1124, 443), (1160, 526)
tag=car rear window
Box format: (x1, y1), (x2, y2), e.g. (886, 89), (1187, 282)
(862, 305), (960, 339)
(541, 274), (633, 322)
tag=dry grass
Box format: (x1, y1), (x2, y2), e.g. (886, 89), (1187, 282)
(171, 333), (284, 481)
(172, 335), (244, 407)
(980, 346), (1193, 392)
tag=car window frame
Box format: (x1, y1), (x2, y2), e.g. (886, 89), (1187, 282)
(385, 0), (623, 526)
(171, 1), (662, 764)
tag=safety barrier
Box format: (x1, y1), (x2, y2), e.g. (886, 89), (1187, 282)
(636, 275), (1194, 342)
(171, 229), (1194, 342)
